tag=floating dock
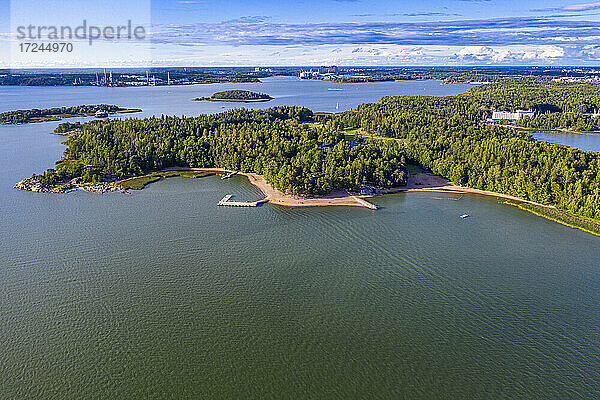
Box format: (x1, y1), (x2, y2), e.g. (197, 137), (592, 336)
(217, 194), (268, 207)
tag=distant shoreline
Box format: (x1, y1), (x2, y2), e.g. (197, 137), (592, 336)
(495, 123), (600, 136)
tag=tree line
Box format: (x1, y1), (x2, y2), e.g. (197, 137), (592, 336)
(327, 81), (600, 219)
(34, 107), (407, 195)
(30, 81), (600, 220)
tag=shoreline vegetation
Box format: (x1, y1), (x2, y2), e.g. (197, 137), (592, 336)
(18, 163), (600, 236)
(0, 105), (141, 125)
(14, 162), (600, 236)
(14, 81), (600, 236)
(503, 201), (600, 236)
(103, 167), (567, 211)
(117, 170), (214, 190)
(495, 123), (600, 136)
(518, 127), (600, 136)
(193, 90), (273, 103)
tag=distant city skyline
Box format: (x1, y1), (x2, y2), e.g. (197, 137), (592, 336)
(2, 0), (600, 67)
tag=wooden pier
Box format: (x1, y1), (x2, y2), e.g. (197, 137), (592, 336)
(217, 194), (268, 207)
(352, 196), (378, 210)
(221, 171), (238, 180)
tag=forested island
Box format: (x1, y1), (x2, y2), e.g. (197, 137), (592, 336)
(15, 81), (600, 235)
(193, 90), (273, 102)
(0, 105), (141, 124)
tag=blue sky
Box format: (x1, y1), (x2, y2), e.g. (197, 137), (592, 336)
(2, 0), (600, 67)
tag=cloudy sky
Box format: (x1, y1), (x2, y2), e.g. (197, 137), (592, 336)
(2, 0), (600, 67)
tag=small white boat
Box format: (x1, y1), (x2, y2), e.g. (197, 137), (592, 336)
(460, 214), (469, 219)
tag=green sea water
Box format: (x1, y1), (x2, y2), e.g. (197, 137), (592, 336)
(1, 80), (599, 399)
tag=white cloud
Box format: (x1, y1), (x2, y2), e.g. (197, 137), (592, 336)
(454, 45), (564, 63)
(0, 42), (574, 68)
(562, 2), (600, 11)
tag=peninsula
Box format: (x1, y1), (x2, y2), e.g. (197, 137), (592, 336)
(193, 90), (273, 102)
(14, 81), (600, 235)
(0, 105), (141, 125)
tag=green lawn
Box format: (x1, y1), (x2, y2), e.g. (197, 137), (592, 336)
(118, 170), (214, 190)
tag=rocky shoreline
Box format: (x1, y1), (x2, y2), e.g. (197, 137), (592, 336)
(52, 129), (82, 136)
(14, 177), (127, 194)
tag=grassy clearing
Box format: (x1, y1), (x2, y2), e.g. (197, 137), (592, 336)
(118, 170), (213, 190)
(504, 201), (600, 237)
(344, 127), (364, 135)
(406, 164), (426, 176)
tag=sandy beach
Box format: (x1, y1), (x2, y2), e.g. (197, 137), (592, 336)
(401, 173), (555, 209)
(159, 167), (553, 210)
(243, 173), (379, 208)
(158, 167), (377, 208)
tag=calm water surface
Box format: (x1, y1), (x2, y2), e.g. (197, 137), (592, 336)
(1, 79), (599, 399)
(533, 131), (600, 152)
(0, 76), (473, 116)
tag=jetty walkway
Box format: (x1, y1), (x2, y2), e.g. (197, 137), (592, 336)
(351, 196), (378, 210)
(217, 194), (268, 207)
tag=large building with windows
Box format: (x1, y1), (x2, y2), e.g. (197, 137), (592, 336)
(491, 110), (535, 121)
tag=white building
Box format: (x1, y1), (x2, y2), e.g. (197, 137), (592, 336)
(299, 69), (320, 79)
(491, 110), (535, 121)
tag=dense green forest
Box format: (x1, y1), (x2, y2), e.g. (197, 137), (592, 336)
(0, 105), (135, 124)
(28, 81), (600, 220)
(469, 81), (600, 113)
(328, 81), (600, 219)
(194, 90), (273, 102)
(33, 106), (407, 195)
(478, 81), (600, 131)
(514, 113), (600, 132)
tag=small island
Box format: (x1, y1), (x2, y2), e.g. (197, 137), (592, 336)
(193, 90), (273, 103)
(0, 105), (141, 125)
